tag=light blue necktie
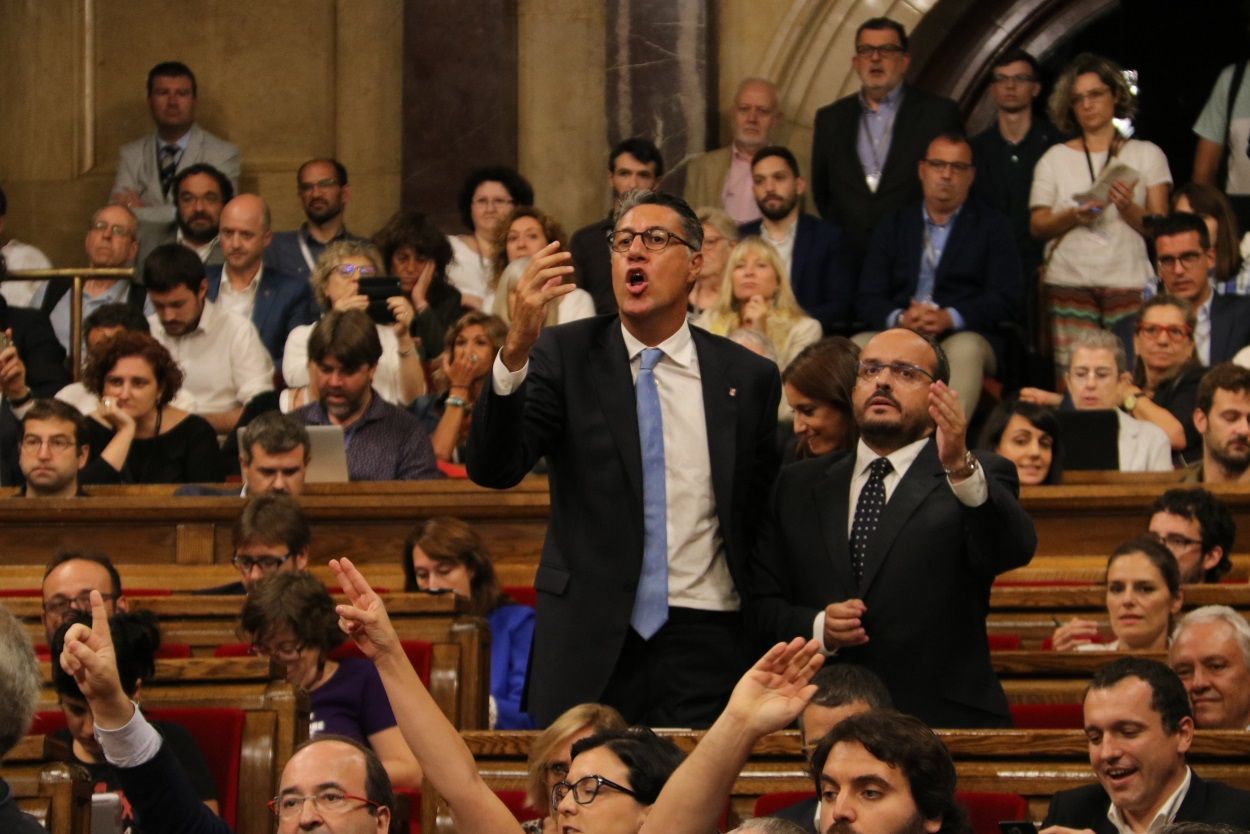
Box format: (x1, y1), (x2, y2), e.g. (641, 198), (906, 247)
(631, 347), (668, 639)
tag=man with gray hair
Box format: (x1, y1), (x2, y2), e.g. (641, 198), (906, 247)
(468, 189), (781, 727)
(686, 78), (784, 224)
(1169, 605), (1250, 730)
(1020, 329), (1173, 471)
(0, 605), (44, 832)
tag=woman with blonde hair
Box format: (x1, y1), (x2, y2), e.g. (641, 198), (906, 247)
(689, 207), (739, 315)
(281, 239), (426, 409)
(415, 311), (508, 464)
(694, 236), (821, 373)
(520, 703), (627, 833)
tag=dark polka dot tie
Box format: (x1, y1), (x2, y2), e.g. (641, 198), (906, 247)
(850, 457), (892, 584)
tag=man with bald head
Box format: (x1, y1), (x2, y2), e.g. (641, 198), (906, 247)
(57, 590), (393, 834)
(206, 195), (316, 364)
(752, 327), (1036, 727)
(34, 205), (149, 353)
(686, 78), (783, 224)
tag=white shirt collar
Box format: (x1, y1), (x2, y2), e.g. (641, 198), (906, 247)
(1106, 766), (1191, 834)
(620, 320), (695, 369)
(222, 262), (264, 296)
(853, 434), (930, 478)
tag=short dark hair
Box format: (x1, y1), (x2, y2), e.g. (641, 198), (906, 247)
(291, 734), (395, 831)
(1149, 488), (1235, 582)
(297, 158), (349, 188)
(901, 329), (952, 385)
(1087, 657), (1193, 734)
(856, 17), (909, 51)
(42, 550), (123, 598)
(173, 163), (233, 205)
(233, 494), (311, 555)
(307, 309), (383, 370)
(239, 572), (343, 655)
(930, 131), (973, 156)
(752, 145), (801, 178)
(82, 331), (184, 408)
(52, 610), (159, 699)
(457, 166), (535, 231)
(990, 49), (1041, 79)
(1107, 536), (1182, 598)
(813, 711), (967, 834)
(22, 399), (88, 447)
(1196, 362), (1250, 414)
(570, 727), (685, 806)
(143, 242), (206, 294)
(807, 664), (894, 711)
(372, 210), (454, 283)
(609, 138), (665, 179)
(84, 303), (150, 339)
(147, 61), (197, 97)
(976, 398), (1064, 484)
(613, 190), (704, 250)
(240, 412), (310, 465)
(1152, 212), (1211, 250)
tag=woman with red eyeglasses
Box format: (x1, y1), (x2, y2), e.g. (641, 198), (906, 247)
(1124, 294), (1207, 465)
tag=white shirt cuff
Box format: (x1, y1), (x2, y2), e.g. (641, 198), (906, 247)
(95, 702), (162, 768)
(491, 352), (529, 396)
(948, 461), (988, 506)
(812, 612), (837, 656)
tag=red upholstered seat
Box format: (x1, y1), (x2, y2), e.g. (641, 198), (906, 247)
(1009, 702), (1084, 729)
(957, 791), (1029, 834)
(503, 586), (537, 608)
(330, 640), (433, 687)
(35, 642), (192, 660)
(32, 706), (245, 829)
(986, 633), (1021, 650)
(495, 788), (544, 823)
(754, 790), (814, 818)
(211, 642), (253, 658)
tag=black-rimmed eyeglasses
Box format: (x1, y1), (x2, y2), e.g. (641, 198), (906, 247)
(606, 227), (696, 254)
(552, 775), (639, 807)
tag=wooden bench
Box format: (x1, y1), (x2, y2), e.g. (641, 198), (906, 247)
(0, 735), (90, 834)
(420, 728), (1250, 832)
(33, 657), (306, 834)
(15, 592), (489, 728)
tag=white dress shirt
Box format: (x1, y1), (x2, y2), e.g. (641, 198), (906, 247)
(491, 321), (738, 611)
(1106, 767), (1190, 834)
(217, 263), (264, 321)
(760, 217), (798, 279)
(149, 299), (274, 414)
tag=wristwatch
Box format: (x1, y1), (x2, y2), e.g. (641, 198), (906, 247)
(943, 450), (978, 480)
(1122, 393), (1138, 412)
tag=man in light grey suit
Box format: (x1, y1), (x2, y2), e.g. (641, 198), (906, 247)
(111, 61), (240, 225)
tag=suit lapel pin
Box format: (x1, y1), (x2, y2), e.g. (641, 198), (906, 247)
(728, 387), (737, 397)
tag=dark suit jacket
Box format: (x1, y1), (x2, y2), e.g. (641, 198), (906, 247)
(770, 795), (819, 833)
(811, 85), (963, 266)
(1043, 771), (1250, 834)
(466, 315), (781, 725)
(569, 217), (615, 315)
(0, 297), (69, 398)
(1115, 292), (1250, 369)
(750, 440), (1036, 728)
(204, 265), (318, 364)
(117, 742), (232, 834)
(740, 214), (855, 331)
(857, 198), (1023, 362)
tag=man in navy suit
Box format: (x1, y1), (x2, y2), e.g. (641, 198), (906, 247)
(206, 194), (317, 365)
(857, 133), (1022, 416)
(739, 146), (854, 333)
(468, 190), (780, 728)
(1153, 213), (1250, 365)
(1041, 657), (1250, 834)
(810, 18), (963, 270)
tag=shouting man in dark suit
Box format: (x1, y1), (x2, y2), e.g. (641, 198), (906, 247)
(468, 190), (781, 728)
(1042, 657), (1250, 834)
(751, 327), (1035, 728)
(810, 17), (963, 270)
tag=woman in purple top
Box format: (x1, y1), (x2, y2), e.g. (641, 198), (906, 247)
(402, 516), (536, 729)
(239, 572), (422, 789)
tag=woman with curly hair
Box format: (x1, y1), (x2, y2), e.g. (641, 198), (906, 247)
(373, 209), (464, 361)
(448, 166), (535, 310)
(489, 205), (595, 323)
(80, 330), (223, 483)
(1030, 52), (1172, 374)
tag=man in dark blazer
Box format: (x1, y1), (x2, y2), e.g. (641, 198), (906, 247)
(205, 195), (317, 365)
(810, 17), (963, 270)
(858, 133), (1022, 416)
(750, 328), (1035, 728)
(1042, 656), (1250, 834)
(740, 145), (854, 332)
(468, 190), (781, 728)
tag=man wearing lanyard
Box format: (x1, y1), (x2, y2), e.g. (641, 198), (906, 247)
(810, 18), (962, 271)
(856, 133), (1022, 416)
(266, 158), (368, 283)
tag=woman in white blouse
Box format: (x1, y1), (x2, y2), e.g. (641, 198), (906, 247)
(282, 240), (426, 410)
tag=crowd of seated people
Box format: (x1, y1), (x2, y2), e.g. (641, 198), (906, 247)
(10, 20), (1250, 834)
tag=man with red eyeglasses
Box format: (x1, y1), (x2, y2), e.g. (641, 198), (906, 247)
(1148, 212), (1250, 365)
